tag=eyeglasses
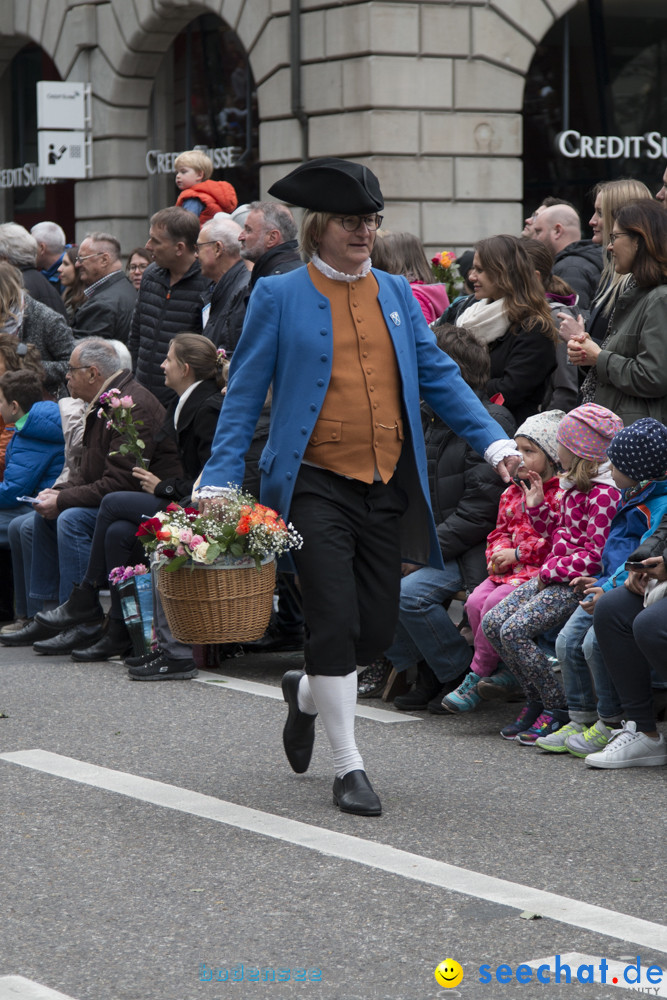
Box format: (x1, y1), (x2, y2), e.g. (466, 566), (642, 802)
(75, 251), (105, 264)
(66, 364), (91, 374)
(332, 215), (383, 232)
(608, 231), (630, 244)
(196, 241), (218, 250)
(128, 263), (148, 271)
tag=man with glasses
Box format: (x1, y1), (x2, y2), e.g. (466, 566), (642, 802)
(239, 201), (303, 294)
(0, 338), (181, 656)
(129, 207), (208, 405)
(72, 232), (137, 344)
(197, 215), (250, 353)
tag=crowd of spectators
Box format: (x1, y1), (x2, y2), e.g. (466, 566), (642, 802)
(1, 150), (666, 796)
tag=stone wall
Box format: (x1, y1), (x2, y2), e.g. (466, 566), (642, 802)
(0, 0), (579, 253)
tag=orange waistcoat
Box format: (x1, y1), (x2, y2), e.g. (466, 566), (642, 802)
(304, 264), (403, 483)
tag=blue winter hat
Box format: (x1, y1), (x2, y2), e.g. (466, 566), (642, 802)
(607, 418), (667, 482)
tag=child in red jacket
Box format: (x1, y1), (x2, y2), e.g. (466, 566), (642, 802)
(444, 410), (564, 713)
(174, 149), (237, 225)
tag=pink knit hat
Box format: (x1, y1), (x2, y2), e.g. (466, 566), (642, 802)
(556, 403), (624, 462)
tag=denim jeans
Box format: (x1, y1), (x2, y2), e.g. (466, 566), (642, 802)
(31, 507), (99, 604)
(7, 510), (38, 617)
(554, 603), (623, 724)
(384, 562), (472, 683)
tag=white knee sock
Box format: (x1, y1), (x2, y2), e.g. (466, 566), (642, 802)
(297, 673), (317, 715)
(307, 672), (364, 778)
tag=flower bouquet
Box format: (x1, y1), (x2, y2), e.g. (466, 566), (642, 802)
(109, 564), (153, 656)
(136, 490), (303, 644)
(430, 250), (464, 302)
(97, 388), (147, 469)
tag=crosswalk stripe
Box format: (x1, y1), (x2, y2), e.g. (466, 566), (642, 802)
(0, 976), (78, 999)
(3, 749), (666, 956)
(194, 670), (421, 723)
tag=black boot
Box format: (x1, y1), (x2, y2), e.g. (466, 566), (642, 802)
(35, 583), (104, 632)
(393, 660), (442, 711)
(70, 617), (132, 661)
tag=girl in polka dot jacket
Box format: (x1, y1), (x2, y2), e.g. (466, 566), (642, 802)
(482, 403), (624, 745)
(444, 410), (565, 714)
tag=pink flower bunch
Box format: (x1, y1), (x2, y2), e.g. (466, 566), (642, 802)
(97, 387), (148, 470)
(430, 250), (464, 299)
(108, 564), (150, 585)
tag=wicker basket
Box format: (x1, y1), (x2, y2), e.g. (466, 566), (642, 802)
(157, 556), (276, 644)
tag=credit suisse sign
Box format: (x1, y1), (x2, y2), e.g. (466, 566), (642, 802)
(557, 130), (667, 159)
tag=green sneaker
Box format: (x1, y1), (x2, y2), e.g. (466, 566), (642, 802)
(535, 720), (585, 753)
(565, 719), (613, 758)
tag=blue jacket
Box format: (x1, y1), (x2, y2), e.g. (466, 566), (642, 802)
(599, 478), (667, 591)
(201, 266), (512, 568)
(0, 401), (64, 508)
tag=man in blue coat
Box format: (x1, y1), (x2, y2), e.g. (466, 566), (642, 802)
(199, 158), (521, 817)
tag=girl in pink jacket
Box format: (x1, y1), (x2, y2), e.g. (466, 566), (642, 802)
(443, 411), (565, 714)
(482, 404), (623, 744)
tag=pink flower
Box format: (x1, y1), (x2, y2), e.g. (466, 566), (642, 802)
(120, 396), (134, 408)
(108, 396), (122, 409)
(97, 407), (105, 419)
(106, 420), (113, 430)
(176, 545), (186, 556)
(190, 534), (204, 547)
(179, 528), (193, 544)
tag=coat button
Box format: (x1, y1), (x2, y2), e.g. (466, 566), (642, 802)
(320, 328), (327, 335)
(318, 302), (326, 309)
(301, 426), (307, 434)
(320, 354), (328, 362)
(293, 450), (299, 459)
(317, 378), (324, 386)
(310, 404), (317, 411)
(286, 472), (293, 480)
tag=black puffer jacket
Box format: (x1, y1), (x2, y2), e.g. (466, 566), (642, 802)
(423, 396), (516, 591)
(553, 240), (603, 311)
(129, 259), (209, 405)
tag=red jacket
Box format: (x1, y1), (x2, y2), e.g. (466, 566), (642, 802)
(176, 180), (238, 224)
(485, 476), (562, 586)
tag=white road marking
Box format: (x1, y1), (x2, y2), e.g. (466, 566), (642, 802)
(194, 671), (420, 723)
(527, 954), (667, 995)
(3, 750), (666, 956)
(0, 977), (78, 999)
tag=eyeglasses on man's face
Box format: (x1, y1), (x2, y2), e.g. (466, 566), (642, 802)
(75, 250), (105, 264)
(196, 241), (218, 250)
(66, 364), (92, 374)
(332, 215), (383, 232)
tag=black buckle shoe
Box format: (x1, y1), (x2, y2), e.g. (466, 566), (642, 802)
(332, 770), (382, 816)
(281, 670), (317, 773)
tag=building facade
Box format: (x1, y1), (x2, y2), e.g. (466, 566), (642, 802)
(0, 0), (665, 255)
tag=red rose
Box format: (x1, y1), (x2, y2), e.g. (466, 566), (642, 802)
(135, 517), (163, 537)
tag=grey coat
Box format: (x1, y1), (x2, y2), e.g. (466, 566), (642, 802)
(594, 283), (667, 425)
(20, 296), (76, 396)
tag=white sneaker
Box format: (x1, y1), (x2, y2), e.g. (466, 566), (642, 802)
(586, 720), (667, 769)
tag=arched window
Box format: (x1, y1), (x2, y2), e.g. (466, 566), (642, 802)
(523, 0), (667, 217)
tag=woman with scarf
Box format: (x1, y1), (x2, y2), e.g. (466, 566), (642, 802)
(451, 234), (558, 424)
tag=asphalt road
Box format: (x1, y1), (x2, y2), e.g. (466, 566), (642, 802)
(1, 641), (666, 1000)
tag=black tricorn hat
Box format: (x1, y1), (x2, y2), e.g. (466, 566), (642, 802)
(268, 157), (384, 214)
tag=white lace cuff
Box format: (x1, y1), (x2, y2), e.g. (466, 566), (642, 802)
(484, 438), (523, 469)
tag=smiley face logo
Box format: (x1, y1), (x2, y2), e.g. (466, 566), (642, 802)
(434, 959), (464, 988)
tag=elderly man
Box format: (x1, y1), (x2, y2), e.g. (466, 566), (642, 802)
(72, 232), (137, 343)
(532, 204), (603, 310)
(1, 338), (181, 656)
(0, 222), (68, 318)
(198, 215), (250, 352)
(239, 201), (303, 292)
(129, 207), (209, 405)
(31, 221), (67, 293)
